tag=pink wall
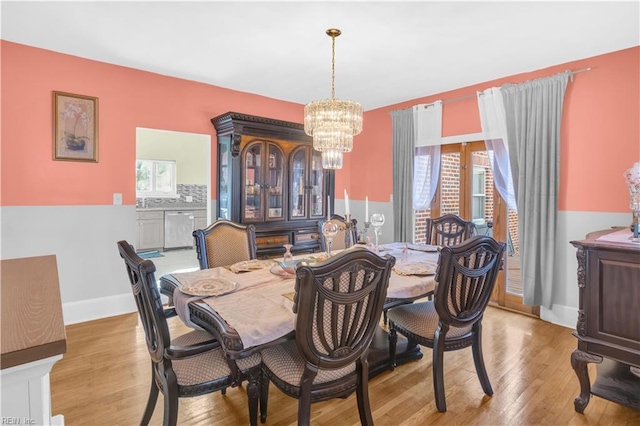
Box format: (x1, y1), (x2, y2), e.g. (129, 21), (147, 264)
(1, 41), (313, 206)
(2, 42), (637, 213)
(352, 47), (640, 213)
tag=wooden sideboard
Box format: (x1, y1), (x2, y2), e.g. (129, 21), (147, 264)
(570, 228), (640, 412)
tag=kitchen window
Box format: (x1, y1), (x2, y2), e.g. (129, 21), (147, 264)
(136, 159), (177, 196)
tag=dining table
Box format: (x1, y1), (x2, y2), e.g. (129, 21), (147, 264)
(159, 242), (440, 378)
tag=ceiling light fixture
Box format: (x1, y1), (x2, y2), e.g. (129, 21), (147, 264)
(304, 28), (363, 169)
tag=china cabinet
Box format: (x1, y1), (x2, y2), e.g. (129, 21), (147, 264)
(212, 112), (334, 257)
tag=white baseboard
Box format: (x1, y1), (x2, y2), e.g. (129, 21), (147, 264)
(62, 293), (137, 325)
(540, 304), (578, 330)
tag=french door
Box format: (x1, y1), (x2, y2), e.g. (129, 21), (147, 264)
(429, 141), (538, 316)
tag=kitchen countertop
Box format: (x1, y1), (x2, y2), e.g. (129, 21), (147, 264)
(137, 206), (207, 212)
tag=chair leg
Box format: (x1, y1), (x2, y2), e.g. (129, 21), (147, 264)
(247, 374), (259, 426)
(388, 323), (397, 371)
(162, 384), (179, 426)
(356, 357), (374, 426)
(141, 364), (158, 426)
(472, 323), (493, 396)
(259, 368), (269, 423)
(432, 324), (448, 413)
(297, 367), (318, 426)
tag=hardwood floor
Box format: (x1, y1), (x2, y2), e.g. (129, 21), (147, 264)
(50, 307), (639, 425)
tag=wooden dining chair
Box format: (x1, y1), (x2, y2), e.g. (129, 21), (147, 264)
(259, 246), (395, 425)
(318, 215), (358, 251)
(117, 240), (262, 426)
(387, 235), (506, 412)
(425, 214), (474, 246)
(193, 219), (257, 269)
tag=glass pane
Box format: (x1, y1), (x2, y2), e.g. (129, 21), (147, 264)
(267, 144), (284, 220)
(244, 143), (262, 221)
(136, 160), (152, 192)
(219, 142), (230, 220)
(440, 152), (460, 216)
(155, 162), (173, 193)
(309, 151), (324, 217)
(506, 209), (522, 295)
(290, 148), (307, 218)
(471, 151), (493, 228)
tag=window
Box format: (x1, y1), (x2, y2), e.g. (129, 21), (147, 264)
(136, 159), (177, 196)
(472, 166), (486, 223)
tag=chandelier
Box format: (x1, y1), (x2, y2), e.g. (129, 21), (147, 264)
(304, 29), (363, 169)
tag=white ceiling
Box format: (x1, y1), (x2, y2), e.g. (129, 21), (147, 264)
(2, 1), (639, 110)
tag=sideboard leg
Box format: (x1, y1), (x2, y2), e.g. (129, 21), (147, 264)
(571, 349), (603, 413)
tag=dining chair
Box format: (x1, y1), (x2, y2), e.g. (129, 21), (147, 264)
(425, 214), (474, 246)
(318, 215), (358, 251)
(387, 235), (506, 412)
(259, 246), (395, 425)
(193, 219), (257, 269)
(117, 240), (262, 426)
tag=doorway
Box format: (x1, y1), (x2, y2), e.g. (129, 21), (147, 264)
(135, 128), (211, 277)
(417, 141), (537, 316)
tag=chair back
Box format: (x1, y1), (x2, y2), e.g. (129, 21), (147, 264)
(434, 235), (506, 329)
(318, 215), (358, 251)
(425, 214), (474, 246)
(117, 240), (170, 364)
(193, 220), (257, 269)
(293, 247), (395, 369)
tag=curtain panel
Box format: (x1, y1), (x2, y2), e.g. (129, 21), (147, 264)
(391, 109), (415, 243)
(477, 88), (517, 210)
(413, 102), (442, 211)
(501, 72), (570, 308)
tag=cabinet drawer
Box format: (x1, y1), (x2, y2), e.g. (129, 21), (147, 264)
(295, 232), (319, 243)
(193, 210), (207, 218)
(136, 210), (165, 220)
(256, 234), (290, 247)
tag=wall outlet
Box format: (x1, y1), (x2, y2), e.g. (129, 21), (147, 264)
(186, 196), (193, 202)
(113, 193), (123, 205)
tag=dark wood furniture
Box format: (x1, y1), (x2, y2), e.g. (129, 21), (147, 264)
(425, 214), (474, 246)
(117, 241), (262, 426)
(388, 235), (506, 412)
(260, 247), (395, 425)
(570, 229), (640, 412)
(212, 112), (334, 258)
(158, 244), (437, 379)
(193, 220), (257, 269)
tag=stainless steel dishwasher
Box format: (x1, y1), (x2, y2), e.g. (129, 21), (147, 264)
(164, 211), (195, 249)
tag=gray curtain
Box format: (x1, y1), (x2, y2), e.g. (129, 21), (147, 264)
(501, 72), (569, 308)
(391, 109), (414, 242)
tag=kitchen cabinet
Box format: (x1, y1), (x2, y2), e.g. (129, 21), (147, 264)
(136, 210), (165, 251)
(570, 228), (640, 412)
(212, 112), (334, 257)
(194, 210), (208, 231)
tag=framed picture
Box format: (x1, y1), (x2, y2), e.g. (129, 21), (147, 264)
(53, 91), (99, 162)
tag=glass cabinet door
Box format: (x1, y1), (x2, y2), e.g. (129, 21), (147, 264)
(266, 143), (285, 221)
(290, 147), (307, 219)
(243, 142), (262, 222)
(218, 138), (231, 220)
(309, 150), (325, 218)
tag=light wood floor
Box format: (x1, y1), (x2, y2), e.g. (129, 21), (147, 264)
(50, 307), (639, 425)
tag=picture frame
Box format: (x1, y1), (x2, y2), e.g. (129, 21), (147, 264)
(53, 91), (99, 162)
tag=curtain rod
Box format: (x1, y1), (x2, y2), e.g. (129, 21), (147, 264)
(395, 67), (592, 111)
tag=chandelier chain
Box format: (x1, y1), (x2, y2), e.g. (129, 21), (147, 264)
(331, 33), (336, 100)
